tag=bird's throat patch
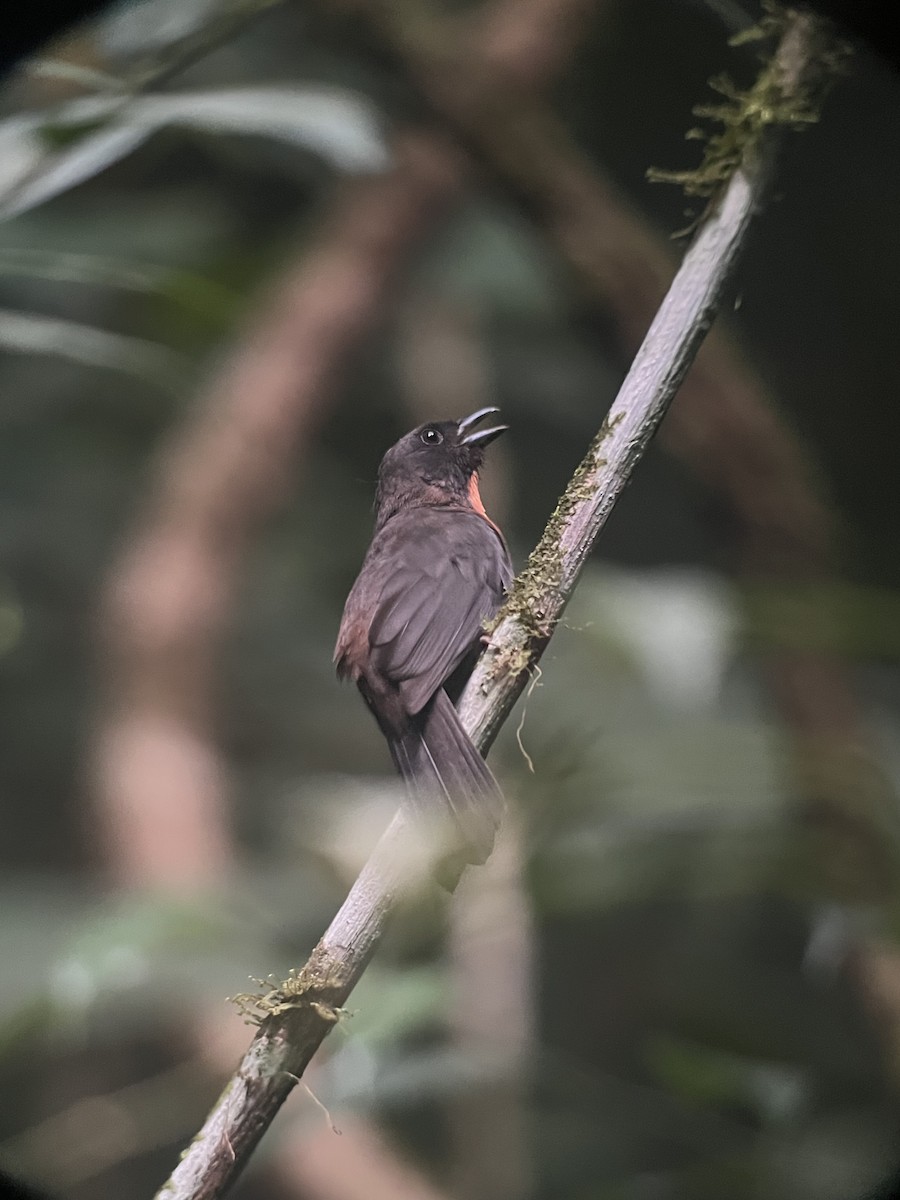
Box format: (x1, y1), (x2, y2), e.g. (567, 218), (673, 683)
(468, 472), (502, 539)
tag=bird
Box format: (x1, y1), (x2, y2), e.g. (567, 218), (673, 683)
(334, 406), (512, 881)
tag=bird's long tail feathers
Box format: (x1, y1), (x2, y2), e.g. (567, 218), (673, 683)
(389, 688), (504, 885)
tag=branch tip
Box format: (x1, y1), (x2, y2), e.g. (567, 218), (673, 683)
(647, 4), (850, 203)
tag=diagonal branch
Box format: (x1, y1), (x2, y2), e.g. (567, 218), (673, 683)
(156, 13), (831, 1200)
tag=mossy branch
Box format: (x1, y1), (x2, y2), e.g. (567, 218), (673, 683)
(647, 1), (849, 206)
(156, 11), (836, 1200)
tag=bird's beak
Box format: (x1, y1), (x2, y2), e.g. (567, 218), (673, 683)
(458, 406), (508, 447)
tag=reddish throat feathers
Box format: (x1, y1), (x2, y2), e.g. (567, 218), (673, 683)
(334, 407), (512, 884)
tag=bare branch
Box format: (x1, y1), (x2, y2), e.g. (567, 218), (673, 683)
(155, 13), (831, 1199)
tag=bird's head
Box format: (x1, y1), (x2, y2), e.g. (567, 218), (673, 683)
(375, 407), (507, 525)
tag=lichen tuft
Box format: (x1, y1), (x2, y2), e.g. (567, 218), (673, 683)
(229, 948), (351, 1025)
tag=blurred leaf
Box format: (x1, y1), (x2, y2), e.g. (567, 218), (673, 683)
(342, 965), (447, 1046)
(0, 87), (389, 220)
(580, 568), (739, 710)
(0, 595), (24, 658)
(0, 247), (170, 290)
(0, 247), (239, 322)
(101, 0), (229, 56)
(744, 581), (900, 658)
(100, 0), (277, 59)
(645, 1033), (808, 1126)
(0, 107), (145, 220)
(0, 307), (185, 389)
(0, 998), (57, 1063)
(43, 893), (250, 1021)
(27, 61), (125, 93)
(645, 1032), (751, 1109)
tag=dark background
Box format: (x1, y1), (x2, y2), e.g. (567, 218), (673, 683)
(0, 1), (899, 1197)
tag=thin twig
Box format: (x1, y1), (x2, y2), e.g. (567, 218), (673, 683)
(156, 15), (824, 1199)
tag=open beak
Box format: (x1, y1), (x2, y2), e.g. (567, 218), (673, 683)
(457, 405), (508, 447)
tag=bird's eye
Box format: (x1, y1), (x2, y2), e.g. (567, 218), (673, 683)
(420, 427), (443, 446)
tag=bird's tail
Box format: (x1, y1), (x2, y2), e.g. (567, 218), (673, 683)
(389, 688), (504, 886)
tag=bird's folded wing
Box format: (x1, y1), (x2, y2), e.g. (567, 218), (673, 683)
(369, 511), (508, 715)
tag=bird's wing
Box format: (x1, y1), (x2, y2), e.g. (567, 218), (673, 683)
(368, 509), (510, 715)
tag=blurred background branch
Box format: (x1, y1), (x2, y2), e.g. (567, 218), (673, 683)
(89, 130), (463, 890)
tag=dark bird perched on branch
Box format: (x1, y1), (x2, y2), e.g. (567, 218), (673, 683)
(335, 408), (511, 881)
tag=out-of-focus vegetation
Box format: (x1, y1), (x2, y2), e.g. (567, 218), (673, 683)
(1, 1), (899, 1198)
